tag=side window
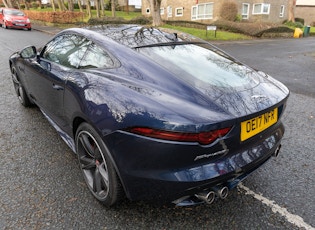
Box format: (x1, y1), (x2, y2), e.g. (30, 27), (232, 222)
(42, 34), (91, 68)
(78, 43), (115, 69)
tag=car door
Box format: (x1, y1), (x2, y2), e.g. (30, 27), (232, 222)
(24, 33), (91, 128)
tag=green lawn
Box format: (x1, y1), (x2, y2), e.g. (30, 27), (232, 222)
(161, 24), (252, 41)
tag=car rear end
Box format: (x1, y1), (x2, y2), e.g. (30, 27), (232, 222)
(102, 97), (287, 206)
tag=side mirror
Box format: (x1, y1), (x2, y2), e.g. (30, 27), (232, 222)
(20, 46), (37, 59)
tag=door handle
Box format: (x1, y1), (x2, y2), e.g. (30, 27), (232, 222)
(52, 83), (64, 91)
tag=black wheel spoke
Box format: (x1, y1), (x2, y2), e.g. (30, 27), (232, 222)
(99, 162), (109, 188)
(93, 167), (104, 195)
(79, 134), (95, 157)
(79, 155), (96, 170)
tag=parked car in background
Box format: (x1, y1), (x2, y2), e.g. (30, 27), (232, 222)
(0, 8), (31, 30)
(8, 25), (289, 207)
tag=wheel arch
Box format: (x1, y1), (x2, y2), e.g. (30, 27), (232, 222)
(72, 116), (86, 140)
(72, 117), (128, 199)
(9, 60), (13, 71)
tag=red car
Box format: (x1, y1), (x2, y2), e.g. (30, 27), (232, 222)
(0, 8), (31, 30)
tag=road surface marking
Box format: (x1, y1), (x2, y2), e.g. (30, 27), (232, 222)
(239, 183), (315, 230)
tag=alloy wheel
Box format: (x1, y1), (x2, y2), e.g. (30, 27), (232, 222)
(76, 130), (110, 200)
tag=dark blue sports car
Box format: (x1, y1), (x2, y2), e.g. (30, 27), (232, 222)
(9, 25), (289, 207)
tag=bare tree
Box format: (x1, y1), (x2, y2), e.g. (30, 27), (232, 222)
(100, 0), (105, 17)
(68, 0), (74, 11)
(86, 0), (92, 19)
(2, 0), (13, 8)
(77, 0), (83, 12)
(125, 0), (129, 14)
(95, 0), (100, 17)
(23, 0), (30, 10)
(111, 0), (116, 17)
(51, 0), (56, 11)
(56, 0), (67, 11)
(147, 0), (162, 26)
(288, 0), (296, 22)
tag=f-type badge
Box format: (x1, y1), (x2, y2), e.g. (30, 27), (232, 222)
(194, 149), (229, 161)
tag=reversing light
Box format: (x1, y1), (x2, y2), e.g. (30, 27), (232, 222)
(128, 127), (231, 145)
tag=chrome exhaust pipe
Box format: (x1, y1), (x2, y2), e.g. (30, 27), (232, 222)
(195, 191), (216, 204)
(273, 144), (281, 157)
(214, 186), (229, 199)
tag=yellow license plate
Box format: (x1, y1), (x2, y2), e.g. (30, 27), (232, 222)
(240, 108), (278, 141)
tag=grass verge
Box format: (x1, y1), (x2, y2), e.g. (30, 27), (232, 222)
(161, 24), (252, 41)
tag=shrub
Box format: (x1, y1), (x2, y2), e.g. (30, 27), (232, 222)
(284, 20), (304, 28)
(105, 0), (120, 11)
(31, 2), (39, 8)
(220, 1), (238, 21)
(74, 3), (80, 9)
(295, 18), (305, 25)
(88, 15), (151, 25)
(129, 16), (151, 25)
(88, 16), (125, 25)
(235, 14), (242, 22)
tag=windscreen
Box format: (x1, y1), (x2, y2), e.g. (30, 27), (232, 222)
(4, 9), (24, 16)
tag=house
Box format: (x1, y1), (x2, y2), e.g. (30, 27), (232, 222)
(118, 0), (142, 11)
(142, 0), (290, 24)
(295, 0), (315, 25)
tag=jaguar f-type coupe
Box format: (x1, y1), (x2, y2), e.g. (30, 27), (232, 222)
(9, 25), (289, 207)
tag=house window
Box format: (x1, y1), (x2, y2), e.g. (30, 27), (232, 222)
(280, 5), (285, 17)
(146, 8), (150, 14)
(160, 8), (164, 15)
(253, 3), (270, 15)
(242, 3), (250, 19)
(192, 6), (197, 20)
(191, 3), (213, 20)
(167, 6), (172, 17)
(175, 7), (184, 17)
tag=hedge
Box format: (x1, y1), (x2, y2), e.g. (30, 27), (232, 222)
(24, 10), (85, 24)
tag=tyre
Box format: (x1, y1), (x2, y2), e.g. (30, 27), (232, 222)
(11, 67), (32, 107)
(75, 122), (124, 207)
(2, 22), (7, 29)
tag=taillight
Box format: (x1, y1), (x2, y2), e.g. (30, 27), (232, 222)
(127, 127), (231, 145)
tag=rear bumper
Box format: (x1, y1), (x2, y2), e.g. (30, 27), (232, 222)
(105, 122), (284, 204)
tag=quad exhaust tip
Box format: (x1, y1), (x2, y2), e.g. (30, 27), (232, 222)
(195, 191), (216, 204)
(214, 186), (229, 199)
(173, 186), (230, 206)
(273, 144), (282, 157)
(195, 186), (229, 204)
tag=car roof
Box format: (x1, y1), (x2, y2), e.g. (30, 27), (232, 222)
(81, 24), (180, 48)
(2, 8), (23, 11)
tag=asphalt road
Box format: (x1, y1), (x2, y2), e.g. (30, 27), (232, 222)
(215, 37), (315, 97)
(0, 27), (314, 229)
